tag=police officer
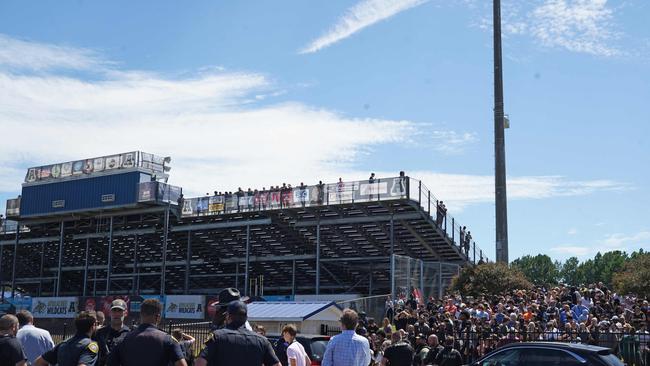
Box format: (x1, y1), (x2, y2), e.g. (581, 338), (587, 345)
(433, 336), (463, 366)
(208, 288), (252, 331)
(107, 299), (186, 366)
(0, 314), (27, 366)
(195, 301), (280, 366)
(34, 311), (99, 366)
(94, 299), (130, 366)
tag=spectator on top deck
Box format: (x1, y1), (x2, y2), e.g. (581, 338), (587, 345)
(436, 201), (447, 226)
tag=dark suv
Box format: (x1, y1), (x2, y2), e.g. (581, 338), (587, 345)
(470, 342), (625, 366)
(267, 334), (330, 365)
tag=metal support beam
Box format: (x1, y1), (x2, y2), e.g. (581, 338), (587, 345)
(390, 215), (395, 303)
(235, 263), (239, 289)
(185, 231), (191, 294)
(133, 235), (139, 294)
(291, 260), (296, 297)
(293, 213), (420, 227)
(106, 216), (114, 295)
(400, 220), (441, 259)
(171, 218), (271, 232)
(161, 206), (170, 296)
(369, 263), (373, 297)
(438, 261), (443, 299)
(83, 238), (90, 296)
(219, 254), (387, 264)
(56, 222), (64, 296)
(316, 217), (320, 295)
(473, 243), (476, 264)
(420, 259), (424, 296)
(0, 244), (4, 301)
(244, 225), (250, 297)
(38, 242), (45, 296)
(73, 228), (156, 240)
(11, 229), (19, 297)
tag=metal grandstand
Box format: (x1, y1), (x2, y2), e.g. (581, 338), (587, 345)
(0, 173), (488, 301)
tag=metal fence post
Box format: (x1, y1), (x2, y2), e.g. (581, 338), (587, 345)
(418, 181), (421, 205)
(473, 243), (476, 264)
(452, 218), (455, 244)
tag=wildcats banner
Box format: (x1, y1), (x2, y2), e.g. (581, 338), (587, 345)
(164, 295), (205, 319)
(31, 297), (78, 318)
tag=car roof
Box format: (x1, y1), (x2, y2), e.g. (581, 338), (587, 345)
(499, 342), (610, 354)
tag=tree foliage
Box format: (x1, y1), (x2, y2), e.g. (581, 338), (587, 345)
(450, 262), (532, 297)
(510, 254), (560, 286)
(508, 249), (646, 290)
(560, 256), (581, 285)
(576, 251), (628, 285)
(612, 251), (650, 297)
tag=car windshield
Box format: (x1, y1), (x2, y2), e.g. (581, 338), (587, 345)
(600, 354), (625, 366)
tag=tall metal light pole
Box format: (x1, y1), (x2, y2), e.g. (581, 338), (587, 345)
(493, 0), (509, 263)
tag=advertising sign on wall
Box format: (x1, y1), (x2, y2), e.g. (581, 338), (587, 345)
(164, 295), (205, 319)
(31, 297), (78, 318)
(129, 295), (165, 313)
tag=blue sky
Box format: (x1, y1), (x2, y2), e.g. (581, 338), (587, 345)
(0, 0), (648, 263)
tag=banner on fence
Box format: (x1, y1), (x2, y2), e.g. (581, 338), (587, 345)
(164, 295), (204, 319)
(130, 295), (165, 313)
(31, 297), (78, 318)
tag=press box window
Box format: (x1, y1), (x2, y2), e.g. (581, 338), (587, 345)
(101, 194), (116, 203)
(52, 200), (65, 208)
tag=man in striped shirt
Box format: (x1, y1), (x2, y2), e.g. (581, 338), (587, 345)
(322, 309), (371, 366)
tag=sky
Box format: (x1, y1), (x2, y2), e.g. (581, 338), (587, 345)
(0, 0), (648, 263)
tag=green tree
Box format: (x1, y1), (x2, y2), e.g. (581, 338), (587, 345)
(560, 256), (583, 285)
(578, 251), (628, 286)
(450, 263), (532, 296)
(612, 252), (650, 297)
(510, 254), (559, 286)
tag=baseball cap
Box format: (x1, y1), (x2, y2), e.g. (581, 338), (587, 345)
(111, 299), (127, 311)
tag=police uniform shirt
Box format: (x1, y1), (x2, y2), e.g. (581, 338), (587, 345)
(94, 325), (130, 366)
(433, 346), (463, 366)
(382, 340), (414, 366)
(41, 333), (99, 366)
(273, 337), (289, 366)
(107, 324), (184, 366)
(0, 334), (27, 366)
(200, 323), (279, 366)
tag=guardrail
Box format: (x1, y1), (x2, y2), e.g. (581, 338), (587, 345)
(179, 176), (487, 264)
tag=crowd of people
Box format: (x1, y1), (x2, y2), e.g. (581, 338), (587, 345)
(346, 282), (649, 365)
(4, 281), (646, 366)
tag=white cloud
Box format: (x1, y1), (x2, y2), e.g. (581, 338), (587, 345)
(300, 0), (428, 54)
(568, 228), (578, 235)
(430, 131), (478, 154)
(530, 0), (619, 56)
(0, 34), (628, 220)
(474, 0), (620, 57)
(549, 232), (650, 259)
(0, 34), (106, 71)
(402, 172), (628, 212)
(550, 245), (590, 256)
(600, 231), (650, 250)
(0, 34), (417, 199)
